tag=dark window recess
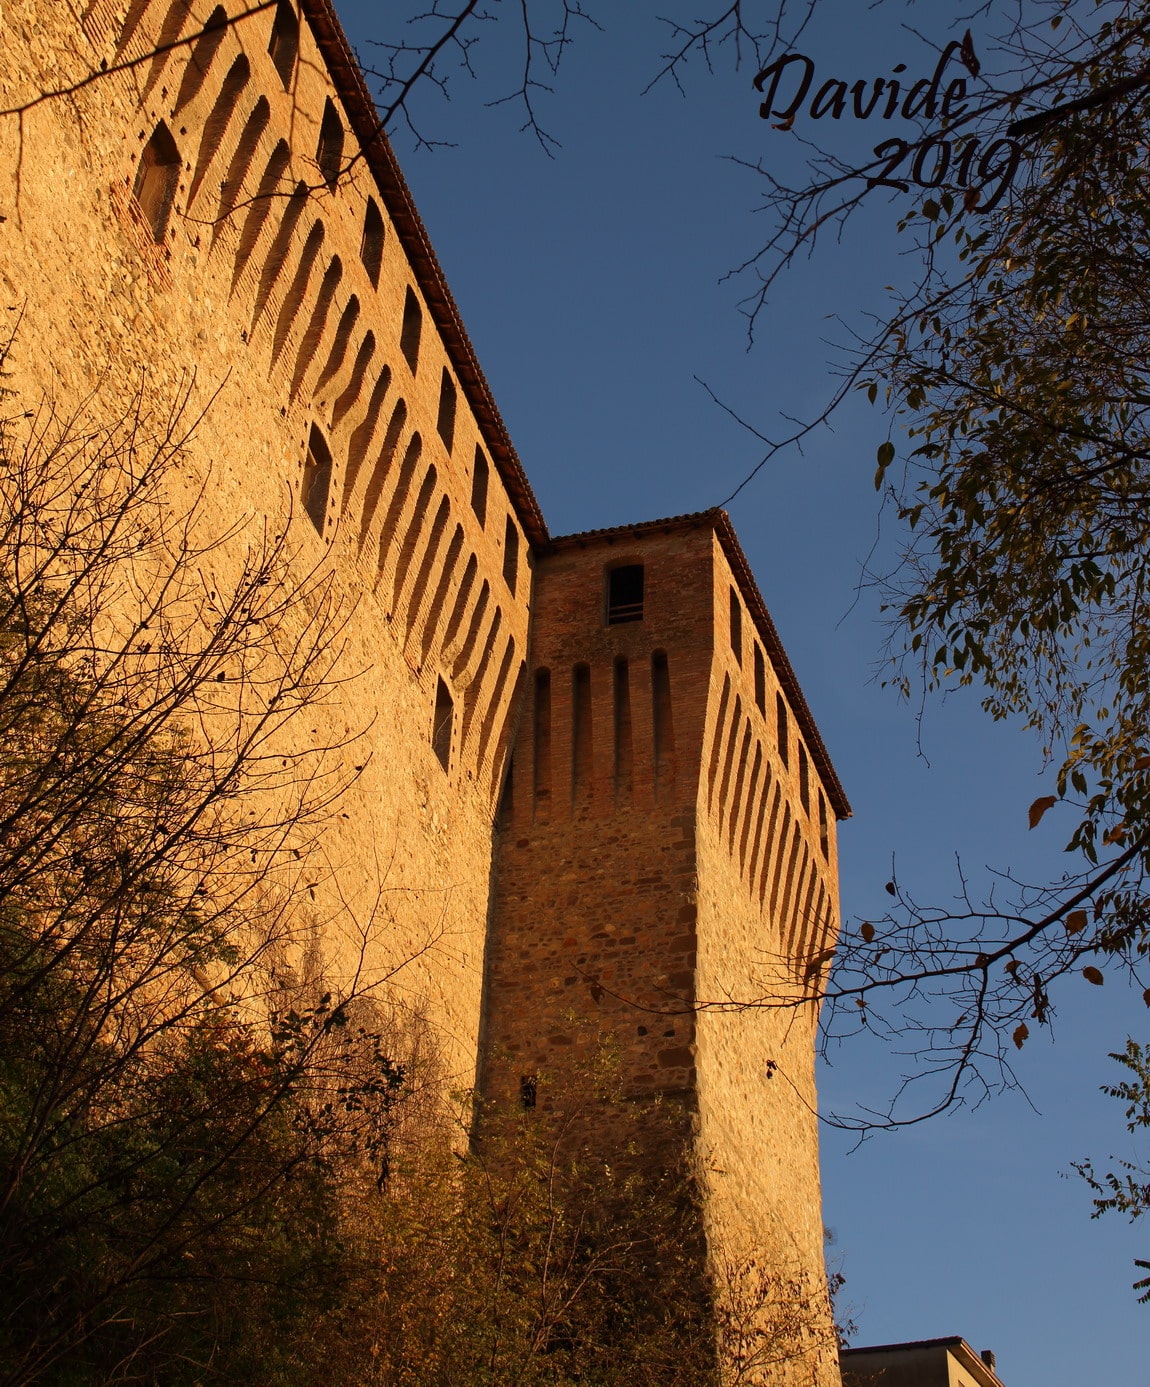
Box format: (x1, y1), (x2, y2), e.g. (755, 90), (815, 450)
(437, 368), (457, 452)
(302, 425), (333, 535)
(652, 649), (675, 790)
(613, 656), (633, 797)
(519, 1075), (537, 1109)
(607, 565), (644, 625)
(503, 518), (519, 596)
(268, 0), (299, 88)
(799, 741), (810, 814)
(776, 692), (789, 767)
(360, 197), (384, 287)
(471, 446), (489, 526)
(533, 667), (551, 801)
(400, 287), (422, 372)
(316, 98), (343, 188)
(729, 586), (743, 665)
(572, 662), (592, 798)
(818, 789), (829, 859)
(754, 643), (766, 714)
(432, 677), (453, 770)
(133, 122), (181, 243)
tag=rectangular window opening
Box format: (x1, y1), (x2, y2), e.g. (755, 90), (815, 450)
(652, 649), (675, 794)
(360, 197), (384, 287)
(503, 518), (519, 596)
(437, 367), (457, 452)
(471, 447), (489, 526)
(613, 656), (633, 801)
(799, 742), (810, 814)
(776, 692), (789, 768)
(607, 564), (643, 625)
(316, 97), (343, 188)
(432, 677), (453, 770)
(400, 287), (422, 373)
(302, 425), (333, 536)
(268, 0), (299, 87)
(818, 789), (829, 859)
(520, 1075), (537, 1109)
(754, 644), (766, 715)
(572, 662), (592, 800)
(729, 586), (743, 665)
(133, 121), (181, 243)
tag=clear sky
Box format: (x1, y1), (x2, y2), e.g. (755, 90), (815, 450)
(334, 2), (1147, 1380)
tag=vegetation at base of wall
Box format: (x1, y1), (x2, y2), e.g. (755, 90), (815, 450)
(0, 372), (833, 1386)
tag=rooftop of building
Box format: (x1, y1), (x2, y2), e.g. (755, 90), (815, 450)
(842, 1336), (1005, 1387)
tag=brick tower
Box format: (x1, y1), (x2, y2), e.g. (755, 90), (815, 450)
(484, 511), (850, 1382)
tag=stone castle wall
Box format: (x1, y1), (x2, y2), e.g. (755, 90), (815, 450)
(0, 0), (539, 1086)
(0, 4), (850, 1379)
(483, 515), (844, 1383)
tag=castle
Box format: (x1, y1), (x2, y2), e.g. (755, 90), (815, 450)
(0, 2), (849, 1380)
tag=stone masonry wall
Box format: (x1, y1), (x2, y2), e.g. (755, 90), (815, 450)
(485, 516), (846, 1384)
(483, 522), (717, 1108)
(0, 0), (537, 1086)
(0, 5), (851, 1378)
(694, 529), (841, 1387)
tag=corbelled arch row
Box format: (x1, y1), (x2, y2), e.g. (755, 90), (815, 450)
(0, 3), (851, 1379)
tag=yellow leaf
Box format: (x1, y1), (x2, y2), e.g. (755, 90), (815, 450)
(860, 922), (876, 943)
(1065, 910), (1087, 935)
(1013, 1023), (1029, 1049)
(1103, 823), (1128, 845)
(1082, 966), (1104, 986)
(1028, 795), (1057, 829)
(1133, 755), (1150, 771)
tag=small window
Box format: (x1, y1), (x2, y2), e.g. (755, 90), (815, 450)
(302, 425), (332, 535)
(316, 98), (343, 188)
(607, 564), (643, 625)
(503, 518), (519, 596)
(519, 1075), (537, 1109)
(437, 368), (457, 452)
(818, 789), (829, 859)
(360, 197), (384, 287)
(400, 287), (422, 372)
(753, 644), (766, 714)
(432, 677), (453, 770)
(729, 586), (743, 665)
(268, 0), (299, 88)
(133, 121), (181, 243)
(776, 692), (789, 767)
(799, 742), (810, 814)
(471, 446), (489, 526)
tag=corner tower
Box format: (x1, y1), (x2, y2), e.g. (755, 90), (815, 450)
(483, 509), (850, 1382)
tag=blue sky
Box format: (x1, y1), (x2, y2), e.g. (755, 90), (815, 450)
(334, 2), (1147, 1379)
